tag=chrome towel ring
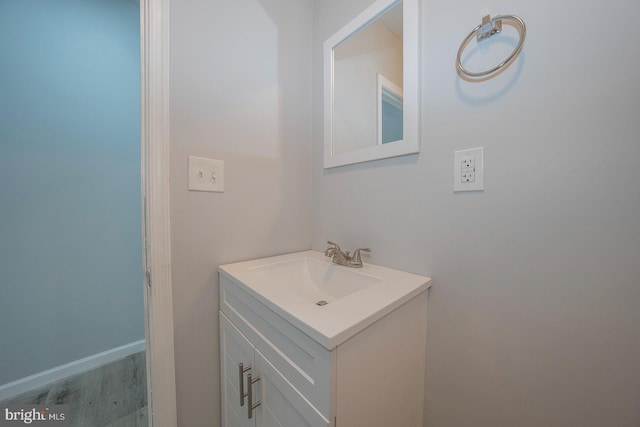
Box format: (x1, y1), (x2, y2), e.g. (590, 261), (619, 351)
(456, 14), (526, 79)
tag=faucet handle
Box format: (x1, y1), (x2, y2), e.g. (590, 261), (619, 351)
(349, 248), (371, 267)
(325, 241), (340, 257)
(327, 240), (340, 249)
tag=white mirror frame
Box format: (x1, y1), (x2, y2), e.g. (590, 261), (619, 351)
(324, 0), (420, 169)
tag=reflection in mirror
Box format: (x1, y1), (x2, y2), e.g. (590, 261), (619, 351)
(324, 0), (419, 168)
(378, 73), (403, 145)
(332, 2), (403, 155)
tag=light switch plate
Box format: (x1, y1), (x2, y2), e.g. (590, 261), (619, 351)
(188, 156), (224, 192)
(453, 147), (484, 192)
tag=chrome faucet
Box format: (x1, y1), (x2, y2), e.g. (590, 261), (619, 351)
(325, 241), (371, 268)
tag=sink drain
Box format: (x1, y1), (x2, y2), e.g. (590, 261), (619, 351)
(315, 300), (328, 306)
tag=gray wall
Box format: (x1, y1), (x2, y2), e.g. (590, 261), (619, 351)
(0, 0), (143, 384)
(168, 0), (640, 425)
(312, 0), (640, 426)
(169, 0), (313, 424)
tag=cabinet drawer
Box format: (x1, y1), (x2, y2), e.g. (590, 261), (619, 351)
(220, 275), (333, 418)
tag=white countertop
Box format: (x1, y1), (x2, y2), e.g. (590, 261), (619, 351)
(219, 250), (431, 349)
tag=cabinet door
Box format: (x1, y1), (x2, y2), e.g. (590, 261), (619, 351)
(220, 312), (256, 427)
(254, 349), (329, 427)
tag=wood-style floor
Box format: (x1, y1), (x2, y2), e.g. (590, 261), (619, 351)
(1, 352), (147, 426)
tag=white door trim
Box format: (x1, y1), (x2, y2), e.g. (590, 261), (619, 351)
(140, 0), (177, 425)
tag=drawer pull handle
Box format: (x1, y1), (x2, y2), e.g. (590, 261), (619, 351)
(238, 363), (251, 406)
(247, 373), (261, 419)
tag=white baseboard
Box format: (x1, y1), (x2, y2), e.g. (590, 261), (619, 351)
(0, 340), (146, 402)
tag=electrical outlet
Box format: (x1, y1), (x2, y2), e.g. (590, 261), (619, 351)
(453, 147), (484, 192)
(188, 156), (224, 192)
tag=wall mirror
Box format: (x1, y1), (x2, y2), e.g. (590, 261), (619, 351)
(324, 0), (419, 168)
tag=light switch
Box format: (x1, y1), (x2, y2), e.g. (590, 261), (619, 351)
(188, 156), (224, 192)
(453, 147), (484, 192)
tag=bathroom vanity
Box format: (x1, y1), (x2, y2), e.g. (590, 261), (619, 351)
(219, 250), (431, 427)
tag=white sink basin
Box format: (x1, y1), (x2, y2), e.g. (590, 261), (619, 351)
(219, 250), (431, 349)
(249, 256), (382, 305)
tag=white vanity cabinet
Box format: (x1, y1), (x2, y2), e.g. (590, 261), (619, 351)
(219, 263), (430, 427)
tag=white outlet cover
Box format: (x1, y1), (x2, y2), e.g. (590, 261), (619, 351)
(188, 156), (224, 192)
(453, 147), (484, 192)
